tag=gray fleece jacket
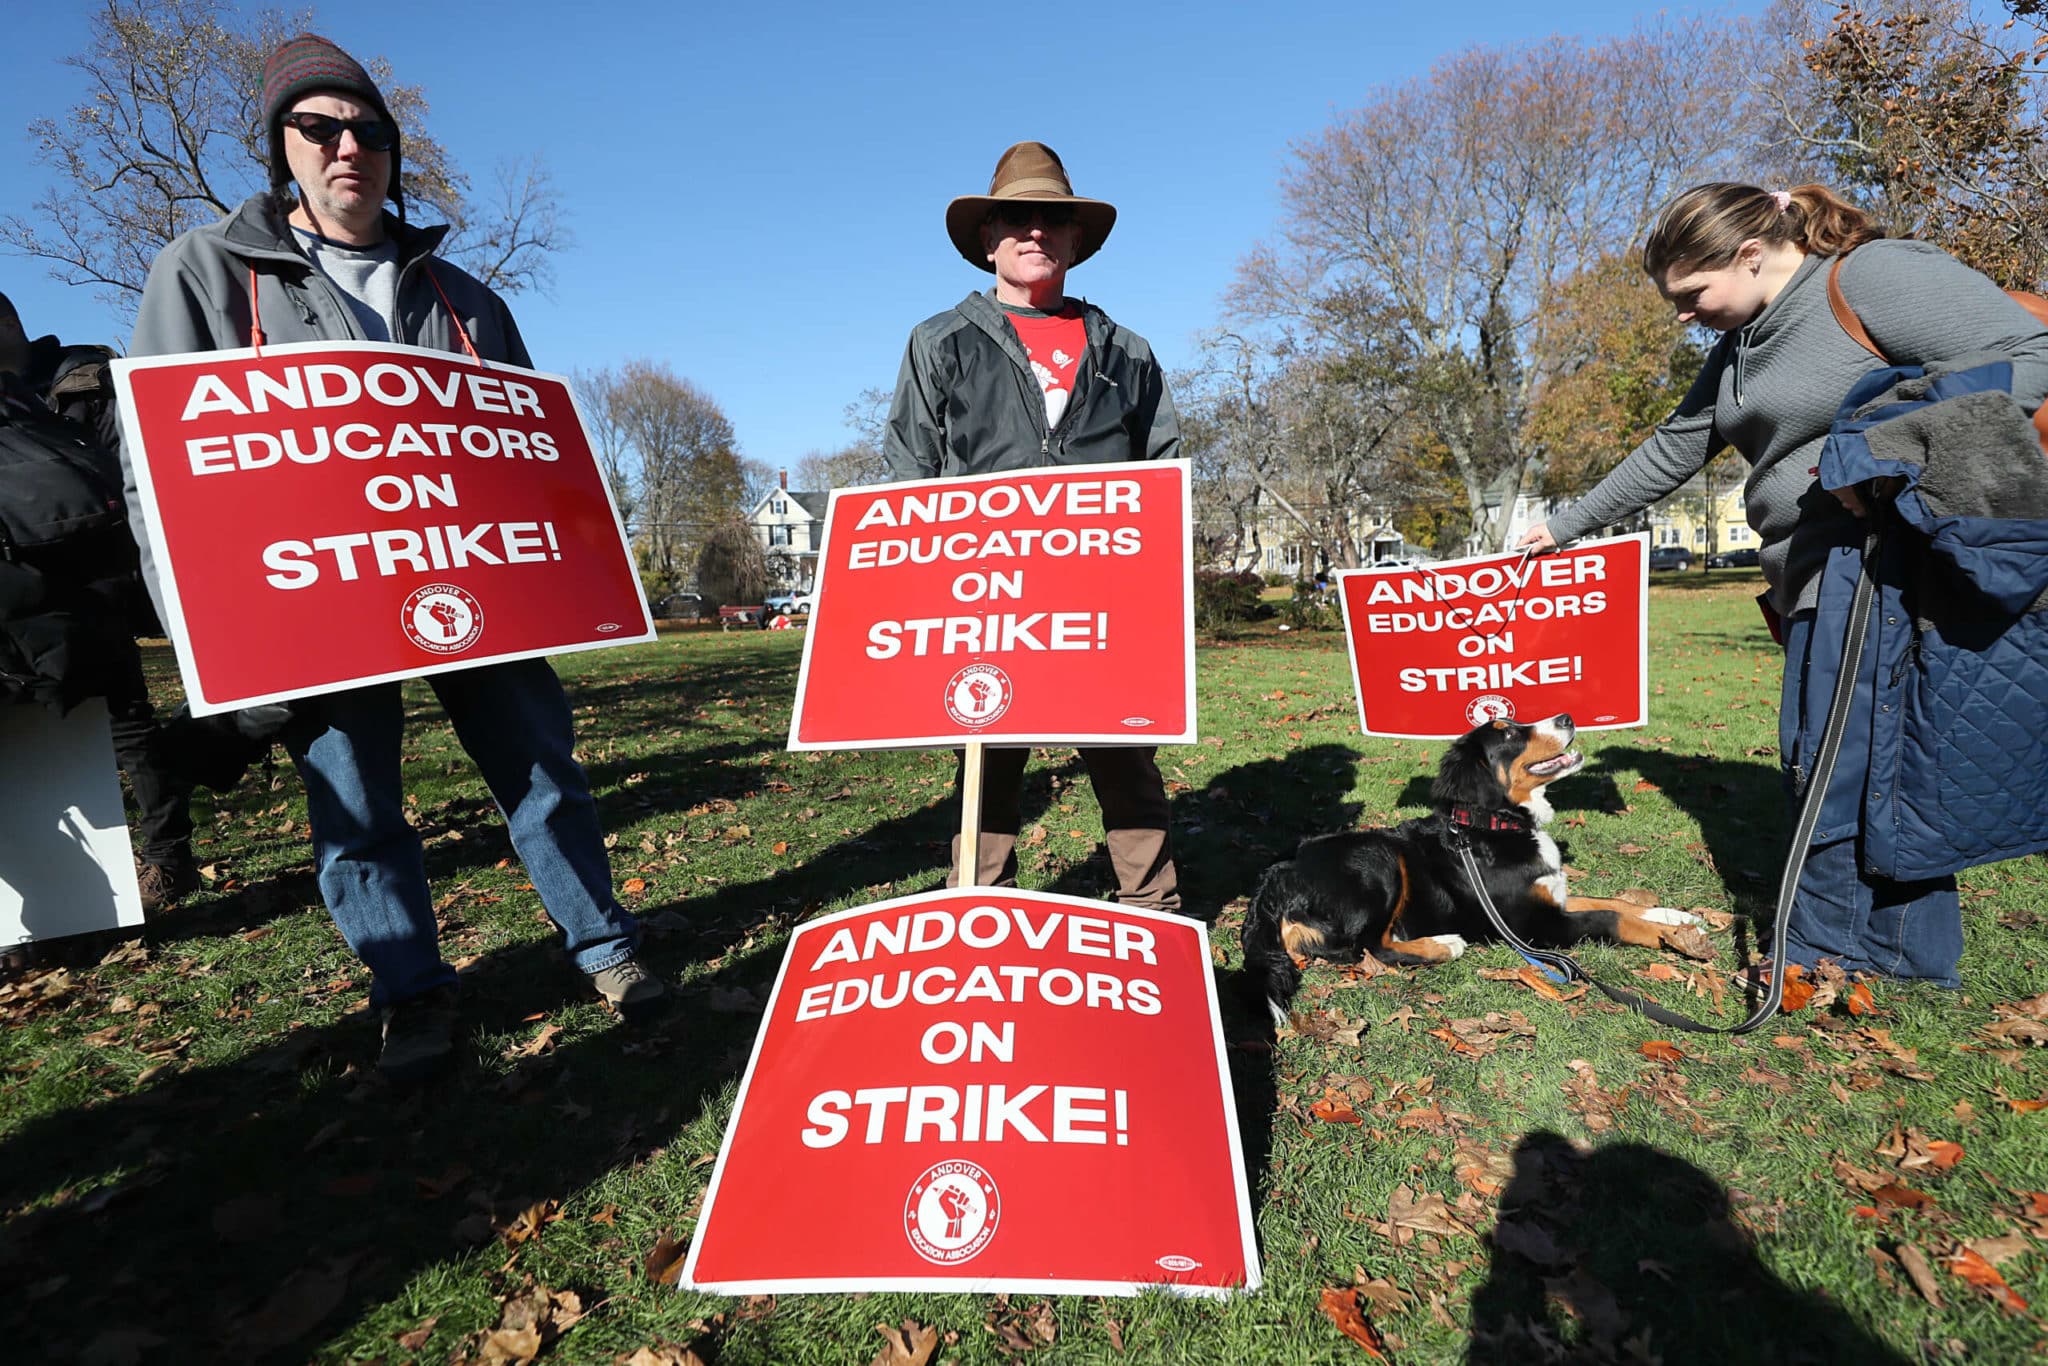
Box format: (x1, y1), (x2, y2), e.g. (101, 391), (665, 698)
(121, 192), (531, 626)
(1545, 240), (2048, 615)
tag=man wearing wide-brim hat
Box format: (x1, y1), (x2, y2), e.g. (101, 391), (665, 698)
(884, 141), (1183, 914)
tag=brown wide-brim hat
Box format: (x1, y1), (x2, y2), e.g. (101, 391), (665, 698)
(945, 141), (1117, 272)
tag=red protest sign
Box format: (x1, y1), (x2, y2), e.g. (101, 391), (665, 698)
(112, 342), (651, 715)
(680, 888), (1260, 1296)
(787, 463), (1193, 749)
(1338, 534), (1647, 738)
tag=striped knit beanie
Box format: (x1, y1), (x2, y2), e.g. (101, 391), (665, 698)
(262, 33), (404, 219)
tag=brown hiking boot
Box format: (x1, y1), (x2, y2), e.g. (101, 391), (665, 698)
(586, 954), (670, 1024)
(136, 859), (201, 913)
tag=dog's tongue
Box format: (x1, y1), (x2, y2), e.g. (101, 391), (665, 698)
(1531, 750), (1579, 775)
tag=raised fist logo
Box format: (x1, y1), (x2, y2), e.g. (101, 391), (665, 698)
(401, 584), (484, 655)
(904, 1160), (1000, 1264)
(935, 1184), (976, 1240)
(943, 664), (1013, 728)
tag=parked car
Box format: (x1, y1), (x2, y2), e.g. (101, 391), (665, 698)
(1647, 546), (1694, 572)
(1706, 547), (1761, 569)
(654, 591), (707, 619)
(765, 590), (816, 614)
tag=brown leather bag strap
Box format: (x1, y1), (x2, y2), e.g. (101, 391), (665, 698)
(1827, 255), (1885, 361)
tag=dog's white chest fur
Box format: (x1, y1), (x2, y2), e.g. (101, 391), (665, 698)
(1532, 827), (1567, 905)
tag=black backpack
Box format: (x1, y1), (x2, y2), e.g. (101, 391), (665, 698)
(0, 376), (136, 711)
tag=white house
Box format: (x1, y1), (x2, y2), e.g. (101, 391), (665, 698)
(747, 473), (829, 590)
(1218, 486), (1415, 575)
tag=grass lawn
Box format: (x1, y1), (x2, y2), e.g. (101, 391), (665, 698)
(4, 575), (2045, 1364)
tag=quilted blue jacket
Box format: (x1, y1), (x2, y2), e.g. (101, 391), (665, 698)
(1796, 360), (2048, 880)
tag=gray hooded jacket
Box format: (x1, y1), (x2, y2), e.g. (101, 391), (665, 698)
(1545, 239), (2048, 616)
(122, 192), (531, 622)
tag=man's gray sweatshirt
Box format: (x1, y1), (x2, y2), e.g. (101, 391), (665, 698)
(1545, 240), (2048, 615)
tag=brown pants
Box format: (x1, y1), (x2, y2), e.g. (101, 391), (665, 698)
(948, 746), (1178, 912)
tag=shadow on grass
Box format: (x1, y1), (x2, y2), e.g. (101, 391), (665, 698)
(1588, 749), (1787, 908)
(0, 907), (781, 1364)
(1466, 1130), (1909, 1365)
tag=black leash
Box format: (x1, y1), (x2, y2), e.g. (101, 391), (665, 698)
(1450, 526), (1882, 1035)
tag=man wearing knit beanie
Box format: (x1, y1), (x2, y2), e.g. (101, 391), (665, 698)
(261, 33), (405, 223)
(123, 34), (671, 1086)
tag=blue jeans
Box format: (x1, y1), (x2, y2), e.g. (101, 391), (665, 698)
(286, 658), (639, 1008)
(1780, 613), (1962, 987)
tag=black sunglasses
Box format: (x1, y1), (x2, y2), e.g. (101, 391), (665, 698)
(992, 203), (1077, 229)
(282, 112), (397, 152)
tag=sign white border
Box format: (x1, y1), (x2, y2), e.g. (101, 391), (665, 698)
(111, 340), (656, 716)
(1335, 532), (1650, 740)
(678, 886), (1262, 1297)
(785, 462), (1198, 751)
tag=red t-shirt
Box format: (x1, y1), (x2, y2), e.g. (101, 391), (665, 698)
(1002, 304), (1087, 428)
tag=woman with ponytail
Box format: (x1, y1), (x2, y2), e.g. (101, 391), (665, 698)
(1519, 181), (2048, 988)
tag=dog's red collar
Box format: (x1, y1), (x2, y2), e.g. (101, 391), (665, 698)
(1448, 806), (1534, 833)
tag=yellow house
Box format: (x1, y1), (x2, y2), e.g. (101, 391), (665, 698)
(1647, 470), (1753, 559)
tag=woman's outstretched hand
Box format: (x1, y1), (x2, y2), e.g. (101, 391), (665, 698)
(1515, 522), (1559, 554)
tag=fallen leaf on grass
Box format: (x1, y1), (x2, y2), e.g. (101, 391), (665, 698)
(1844, 982), (1876, 1016)
(1638, 963), (1686, 983)
(474, 1285), (586, 1364)
(1453, 1139), (1513, 1197)
(1639, 1040), (1685, 1064)
(1317, 1287), (1395, 1360)
(983, 1296), (1058, 1354)
(644, 1231), (687, 1285)
(1493, 1217), (1571, 1269)
(1283, 1006), (1367, 1045)
(1656, 925), (1716, 961)
(1311, 1091), (1363, 1125)
(1478, 964), (1583, 1002)
(1948, 1248), (2029, 1313)
(506, 1024), (562, 1059)
(618, 1345), (707, 1366)
(1615, 842), (1652, 855)
(623, 878), (647, 894)
(1967, 1233), (2031, 1265)
(499, 1199), (562, 1245)
(1925, 1142), (1964, 1171)
(1428, 1027), (1478, 1057)
(871, 1319), (940, 1366)
(1777, 965), (1815, 1012)
(233, 1262), (351, 1352)
(1871, 1183), (1936, 1210)
(1894, 1242), (1944, 1308)
(1387, 1184), (1476, 1242)
(414, 1163), (473, 1200)
(397, 1315), (439, 1351)
(1352, 1272), (1415, 1315)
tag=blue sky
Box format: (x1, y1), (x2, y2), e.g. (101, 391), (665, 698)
(4, 1), (1760, 476)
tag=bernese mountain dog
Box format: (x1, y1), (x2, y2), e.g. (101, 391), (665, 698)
(1242, 713), (1700, 1027)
